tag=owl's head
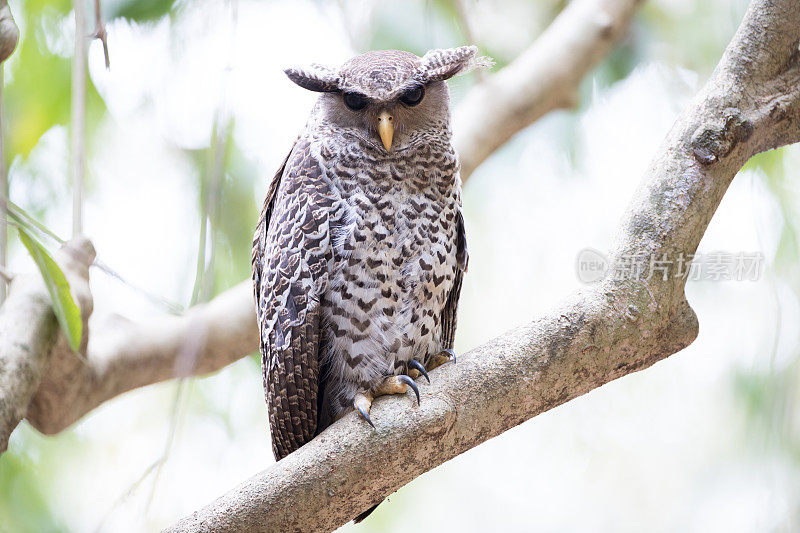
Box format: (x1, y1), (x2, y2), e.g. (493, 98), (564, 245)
(285, 47), (492, 153)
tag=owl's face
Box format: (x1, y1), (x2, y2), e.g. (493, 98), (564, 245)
(285, 47), (490, 153)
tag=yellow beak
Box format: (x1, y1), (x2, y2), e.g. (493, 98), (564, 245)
(377, 110), (394, 152)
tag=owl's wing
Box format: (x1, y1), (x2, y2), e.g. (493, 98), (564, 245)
(440, 209), (468, 350)
(252, 139), (333, 460)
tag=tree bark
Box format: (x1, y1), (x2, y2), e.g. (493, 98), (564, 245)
(165, 0), (800, 530)
(26, 280), (256, 435)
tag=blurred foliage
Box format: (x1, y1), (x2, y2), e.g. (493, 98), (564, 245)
(640, 0), (750, 75)
(186, 118), (260, 302)
(106, 0), (178, 23)
(0, 424), (78, 533)
(211, 143), (260, 291)
(746, 150), (800, 283)
(736, 148), (800, 472)
(734, 365), (800, 462)
(0, 451), (65, 533)
(367, 2), (459, 58)
(5, 0), (105, 162)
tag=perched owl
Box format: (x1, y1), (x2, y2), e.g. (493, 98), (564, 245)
(252, 46), (489, 520)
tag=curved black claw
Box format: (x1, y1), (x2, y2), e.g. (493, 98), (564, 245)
(409, 360), (430, 383)
(443, 348), (457, 364)
(356, 403), (375, 428)
(398, 375), (421, 405)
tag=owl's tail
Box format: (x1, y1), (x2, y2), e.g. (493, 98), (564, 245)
(353, 503), (380, 523)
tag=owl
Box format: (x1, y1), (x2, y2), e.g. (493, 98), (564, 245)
(252, 46), (489, 520)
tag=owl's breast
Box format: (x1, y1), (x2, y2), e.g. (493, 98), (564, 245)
(322, 188), (458, 381)
(333, 182), (458, 294)
(315, 135), (462, 386)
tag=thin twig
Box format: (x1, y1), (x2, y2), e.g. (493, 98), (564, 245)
(0, 67), (6, 304)
(5, 202), (184, 312)
(0, 3), (35, 302)
(94, 319), (207, 529)
(144, 322), (207, 512)
(92, 259), (184, 314)
(93, 378), (189, 533)
(90, 0), (109, 69)
(71, 0), (87, 237)
(0, 0), (16, 304)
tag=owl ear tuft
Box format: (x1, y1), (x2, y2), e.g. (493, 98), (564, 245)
(284, 64), (341, 92)
(420, 46), (494, 82)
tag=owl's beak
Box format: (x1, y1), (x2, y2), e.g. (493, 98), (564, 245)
(377, 110), (394, 152)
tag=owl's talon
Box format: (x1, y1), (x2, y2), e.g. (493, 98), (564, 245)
(397, 374), (420, 405)
(358, 406), (375, 428)
(443, 348), (457, 364)
(354, 374), (422, 427)
(408, 360), (430, 383)
(354, 392), (375, 428)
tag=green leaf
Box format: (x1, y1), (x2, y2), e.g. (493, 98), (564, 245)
(109, 0), (178, 22)
(17, 228), (83, 354)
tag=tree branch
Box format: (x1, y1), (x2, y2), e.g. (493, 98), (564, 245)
(6, 0), (642, 437)
(0, 238), (94, 452)
(91, 0), (110, 69)
(25, 280), (257, 434)
(163, 0), (800, 530)
(454, 0), (641, 181)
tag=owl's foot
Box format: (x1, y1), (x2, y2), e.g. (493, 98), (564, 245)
(406, 350), (457, 381)
(426, 348), (457, 372)
(354, 375), (420, 428)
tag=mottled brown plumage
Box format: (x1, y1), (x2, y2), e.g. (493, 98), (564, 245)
(252, 47), (490, 469)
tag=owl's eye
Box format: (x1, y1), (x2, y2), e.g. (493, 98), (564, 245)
(400, 84), (425, 106)
(343, 92), (368, 111)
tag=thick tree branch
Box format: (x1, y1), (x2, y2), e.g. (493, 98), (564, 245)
(454, 0), (641, 181)
(5, 0), (642, 438)
(163, 0), (800, 530)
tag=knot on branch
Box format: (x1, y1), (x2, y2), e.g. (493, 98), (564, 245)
(769, 102), (789, 122)
(0, 0), (19, 63)
(595, 13), (614, 39)
(691, 108), (754, 165)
